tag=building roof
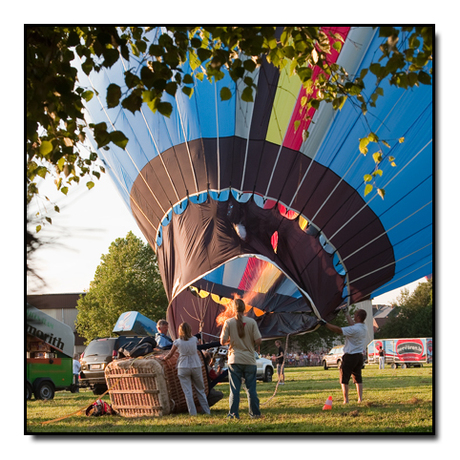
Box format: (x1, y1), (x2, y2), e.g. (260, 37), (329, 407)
(374, 305), (394, 319)
(27, 293), (85, 310)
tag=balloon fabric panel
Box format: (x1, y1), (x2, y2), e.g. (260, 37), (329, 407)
(79, 27), (433, 340)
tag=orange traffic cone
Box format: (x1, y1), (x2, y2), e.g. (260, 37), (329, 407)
(322, 396), (333, 410)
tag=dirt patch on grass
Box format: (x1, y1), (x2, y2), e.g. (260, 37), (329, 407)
(340, 410), (360, 417)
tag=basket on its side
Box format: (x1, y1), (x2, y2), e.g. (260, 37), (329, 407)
(105, 350), (209, 417)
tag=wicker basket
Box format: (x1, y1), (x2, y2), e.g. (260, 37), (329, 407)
(105, 350), (209, 417)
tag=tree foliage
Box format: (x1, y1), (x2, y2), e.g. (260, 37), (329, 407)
(375, 279), (432, 339)
(75, 231), (168, 343)
(279, 308), (353, 354)
(27, 26), (432, 229)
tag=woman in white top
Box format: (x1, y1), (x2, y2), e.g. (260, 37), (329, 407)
(163, 322), (210, 416)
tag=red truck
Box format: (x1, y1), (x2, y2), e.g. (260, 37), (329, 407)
(367, 338), (432, 369)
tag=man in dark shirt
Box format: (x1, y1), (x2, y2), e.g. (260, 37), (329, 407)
(275, 340), (285, 385)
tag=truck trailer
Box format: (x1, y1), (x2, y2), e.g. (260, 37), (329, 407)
(26, 304), (76, 400)
(367, 338), (432, 369)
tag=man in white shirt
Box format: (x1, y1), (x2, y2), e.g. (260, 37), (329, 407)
(321, 309), (368, 404)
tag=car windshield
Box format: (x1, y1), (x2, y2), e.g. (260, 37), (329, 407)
(84, 339), (116, 357)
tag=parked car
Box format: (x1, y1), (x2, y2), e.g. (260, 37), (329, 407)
(207, 346), (274, 382)
(322, 345), (345, 370)
(254, 351), (274, 382)
(321, 345), (366, 370)
(79, 336), (145, 394)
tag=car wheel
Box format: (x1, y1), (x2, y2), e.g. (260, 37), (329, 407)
(35, 381), (55, 400)
(93, 384), (107, 395)
(263, 366), (273, 382)
(26, 382), (33, 400)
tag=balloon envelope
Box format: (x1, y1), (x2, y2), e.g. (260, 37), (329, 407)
(78, 27), (432, 339)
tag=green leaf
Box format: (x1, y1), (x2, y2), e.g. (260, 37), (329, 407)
(241, 86), (254, 103)
(418, 70), (431, 85)
(369, 63), (382, 77)
(39, 141), (53, 157)
(57, 157), (66, 171)
(109, 131), (129, 149)
(377, 188), (385, 199)
(368, 132), (379, 143)
(364, 184), (373, 196)
(364, 174), (373, 182)
(297, 67), (313, 82)
(61, 186), (69, 195)
(310, 98), (320, 110)
(93, 122), (110, 148)
(183, 73), (194, 84)
(332, 95), (347, 111)
(197, 48), (212, 62)
(157, 102), (173, 117)
(359, 137), (369, 155)
(36, 225), (42, 233)
(165, 82), (178, 96)
(220, 87), (232, 101)
(121, 92), (143, 114)
(102, 48), (120, 68)
(182, 86), (194, 98)
(86, 181), (95, 190)
(54, 205), (60, 213)
(372, 151), (382, 163)
(243, 59), (257, 73)
(82, 90), (94, 102)
(125, 71), (140, 89)
(36, 166), (48, 178)
(106, 83), (121, 108)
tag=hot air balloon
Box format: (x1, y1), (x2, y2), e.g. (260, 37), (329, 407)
(77, 26), (432, 341)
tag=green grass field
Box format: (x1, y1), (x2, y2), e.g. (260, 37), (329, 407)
(26, 364), (433, 434)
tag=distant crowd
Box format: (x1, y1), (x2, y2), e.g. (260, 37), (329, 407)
(262, 351), (327, 367)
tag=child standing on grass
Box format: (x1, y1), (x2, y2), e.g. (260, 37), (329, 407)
(163, 322), (210, 416)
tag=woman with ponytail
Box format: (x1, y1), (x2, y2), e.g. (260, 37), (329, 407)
(164, 322), (211, 416)
(220, 298), (262, 419)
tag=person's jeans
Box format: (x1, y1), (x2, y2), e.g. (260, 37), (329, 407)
(228, 363), (260, 418)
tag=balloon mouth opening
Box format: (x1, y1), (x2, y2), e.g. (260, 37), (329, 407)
(186, 253), (319, 327)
